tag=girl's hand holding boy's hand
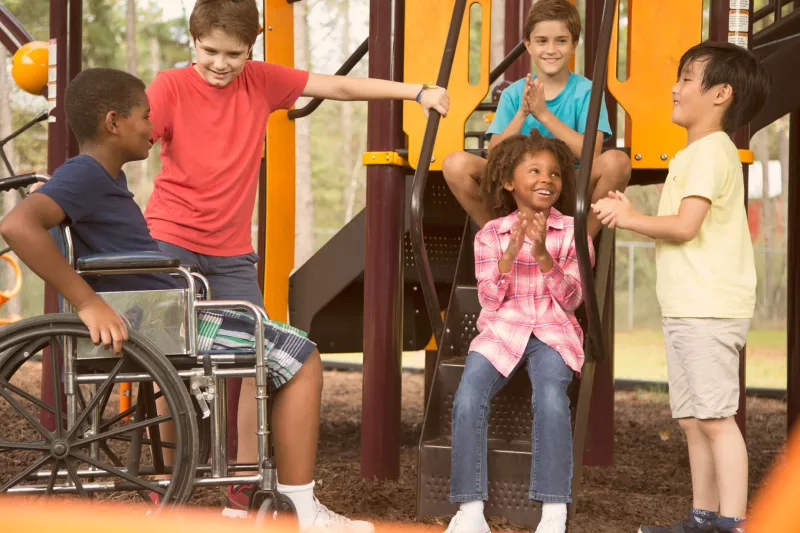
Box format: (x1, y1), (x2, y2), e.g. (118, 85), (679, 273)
(498, 217), (528, 273)
(419, 86), (450, 118)
(591, 190), (636, 229)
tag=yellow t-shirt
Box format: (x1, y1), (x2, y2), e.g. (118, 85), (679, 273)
(655, 131), (756, 318)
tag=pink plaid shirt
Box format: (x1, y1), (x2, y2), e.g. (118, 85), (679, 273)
(469, 208), (594, 376)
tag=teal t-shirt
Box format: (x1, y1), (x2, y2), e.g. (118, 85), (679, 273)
(486, 72), (612, 142)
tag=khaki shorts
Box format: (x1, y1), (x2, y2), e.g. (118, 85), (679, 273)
(662, 317), (750, 419)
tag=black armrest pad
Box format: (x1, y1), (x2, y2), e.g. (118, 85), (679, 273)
(0, 174), (44, 194)
(76, 251), (181, 271)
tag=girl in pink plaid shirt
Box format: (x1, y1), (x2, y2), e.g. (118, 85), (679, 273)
(445, 132), (593, 533)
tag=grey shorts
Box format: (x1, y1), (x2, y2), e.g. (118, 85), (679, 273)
(663, 317), (750, 420)
(155, 240), (264, 309)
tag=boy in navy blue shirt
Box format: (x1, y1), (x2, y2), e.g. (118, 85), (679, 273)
(0, 67), (373, 532)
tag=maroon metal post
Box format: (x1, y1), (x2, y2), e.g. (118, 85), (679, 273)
(40, 0), (71, 430)
(579, 0), (617, 468)
(360, 0), (405, 480)
(710, 0), (753, 438)
(504, 0), (532, 81)
(789, 110), (800, 432)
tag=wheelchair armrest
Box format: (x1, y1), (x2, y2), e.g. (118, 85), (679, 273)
(76, 251), (181, 271)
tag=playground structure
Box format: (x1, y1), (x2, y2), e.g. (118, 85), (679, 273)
(0, 0), (796, 529)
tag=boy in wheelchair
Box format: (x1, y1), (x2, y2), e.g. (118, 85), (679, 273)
(0, 67), (372, 533)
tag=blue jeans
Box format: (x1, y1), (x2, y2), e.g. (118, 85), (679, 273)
(450, 336), (574, 504)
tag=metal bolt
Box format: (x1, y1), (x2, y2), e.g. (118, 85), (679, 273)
(660, 153), (668, 161)
(431, 156), (436, 162)
(634, 153), (642, 161)
(385, 155), (390, 161)
(371, 155), (376, 160)
(268, 26), (273, 31)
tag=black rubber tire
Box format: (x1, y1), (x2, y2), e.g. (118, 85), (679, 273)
(0, 313), (199, 505)
(254, 491), (297, 525)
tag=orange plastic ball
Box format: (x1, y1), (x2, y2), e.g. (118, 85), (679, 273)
(12, 41), (48, 96)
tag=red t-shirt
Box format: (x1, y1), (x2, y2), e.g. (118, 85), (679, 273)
(145, 62), (309, 256)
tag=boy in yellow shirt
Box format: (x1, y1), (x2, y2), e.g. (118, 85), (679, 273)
(592, 42), (769, 533)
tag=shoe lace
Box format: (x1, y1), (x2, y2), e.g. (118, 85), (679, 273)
(313, 497), (351, 526)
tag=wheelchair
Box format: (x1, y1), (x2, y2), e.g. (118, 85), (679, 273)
(0, 173), (294, 516)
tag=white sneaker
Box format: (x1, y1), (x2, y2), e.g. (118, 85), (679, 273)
(534, 511), (567, 533)
(444, 511), (491, 533)
(303, 497), (375, 533)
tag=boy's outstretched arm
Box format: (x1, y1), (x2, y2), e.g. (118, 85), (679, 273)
(0, 194), (128, 352)
(592, 191), (710, 242)
(302, 73), (449, 117)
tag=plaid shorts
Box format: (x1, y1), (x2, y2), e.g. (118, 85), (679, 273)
(196, 309), (316, 391)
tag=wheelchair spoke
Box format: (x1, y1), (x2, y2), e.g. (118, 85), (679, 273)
(0, 383), (53, 441)
(0, 440), (49, 452)
(140, 383), (165, 474)
(0, 378), (55, 415)
(108, 435), (176, 450)
(67, 357), (126, 441)
(99, 390), (164, 431)
(98, 441), (124, 467)
(71, 451), (164, 495)
(50, 338), (64, 437)
(77, 414), (173, 447)
(45, 459), (61, 495)
(63, 457), (88, 497)
(0, 454), (52, 492)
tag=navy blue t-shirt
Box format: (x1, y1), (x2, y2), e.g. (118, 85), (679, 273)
(36, 155), (179, 292)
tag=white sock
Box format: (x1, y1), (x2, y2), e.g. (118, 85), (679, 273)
(460, 500), (485, 518)
(541, 502), (567, 521)
(277, 480), (316, 530)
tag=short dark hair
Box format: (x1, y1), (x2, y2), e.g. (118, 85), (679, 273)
(678, 42), (770, 133)
(481, 131), (576, 218)
(524, 0), (581, 43)
(190, 0), (260, 46)
(65, 68), (146, 144)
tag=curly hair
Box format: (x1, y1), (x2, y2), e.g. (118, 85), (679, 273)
(480, 131), (576, 219)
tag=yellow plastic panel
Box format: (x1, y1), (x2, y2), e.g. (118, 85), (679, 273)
(403, 0), (491, 171)
(607, 0), (702, 169)
(263, 0), (296, 323)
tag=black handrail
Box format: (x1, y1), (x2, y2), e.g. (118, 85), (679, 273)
(409, 0), (469, 345)
(287, 38), (369, 120)
(489, 41), (527, 84)
(573, 0), (618, 364)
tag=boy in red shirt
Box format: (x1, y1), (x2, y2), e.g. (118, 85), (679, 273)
(143, 0), (450, 525)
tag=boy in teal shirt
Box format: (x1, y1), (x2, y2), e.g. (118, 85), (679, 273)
(442, 0), (631, 238)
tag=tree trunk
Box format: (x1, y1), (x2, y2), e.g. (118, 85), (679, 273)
(753, 130), (773, 315)
(125, 0), (145, 190)
(777, 119), (790, 316)
(0, 46), (21, 318)
(490, 0), (505, 74)
(294, 1), (314, 265)
(340, 0), (360, 223)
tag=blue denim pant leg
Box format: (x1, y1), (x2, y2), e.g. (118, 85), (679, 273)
(449, 351), (526, 503)
(525, 337), (575, 503)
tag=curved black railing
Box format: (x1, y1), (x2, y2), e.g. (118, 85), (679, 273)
(287, 38), (369, 120)
(408, 0), (469, 345)
(572, 0), (618, 364)
(409, 0), (618, 362)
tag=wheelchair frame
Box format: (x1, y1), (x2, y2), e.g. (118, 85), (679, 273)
(0, 173), (290, 512)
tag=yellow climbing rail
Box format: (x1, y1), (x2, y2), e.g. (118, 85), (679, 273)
(403, 0), (491, 171)
(607, 0), (703, 169)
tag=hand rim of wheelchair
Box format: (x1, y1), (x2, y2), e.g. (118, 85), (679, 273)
(0, 313), (199, 506)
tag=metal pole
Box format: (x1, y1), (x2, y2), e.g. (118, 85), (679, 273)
(360, 0), (405, 480)
(628, 244), (634, 330)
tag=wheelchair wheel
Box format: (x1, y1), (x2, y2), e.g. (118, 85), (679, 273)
(254, 490), (296, 525)
(0, 314), (198, 506)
